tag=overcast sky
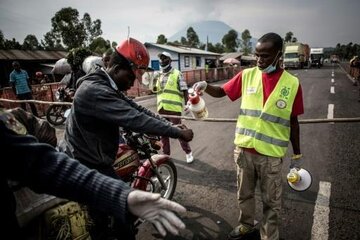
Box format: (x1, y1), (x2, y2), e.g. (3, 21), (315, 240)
(1, 0), (359, 48)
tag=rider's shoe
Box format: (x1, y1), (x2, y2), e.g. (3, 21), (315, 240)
(186, 152), (194, 163)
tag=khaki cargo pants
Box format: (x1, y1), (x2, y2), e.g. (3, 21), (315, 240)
(234, 146), (283, 240)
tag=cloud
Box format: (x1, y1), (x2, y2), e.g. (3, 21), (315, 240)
(0, 0), (359, 48)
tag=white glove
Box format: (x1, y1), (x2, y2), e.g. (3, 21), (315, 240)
(290, 154), (303, 169)
(127, 190), (186, 236)
(192, 81), (207, 93)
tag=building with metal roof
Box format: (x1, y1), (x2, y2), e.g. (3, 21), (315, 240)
(144, 43), (220, 71)
(0, 50), (67, 88)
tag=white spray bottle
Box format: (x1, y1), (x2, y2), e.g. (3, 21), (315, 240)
(185, 88), (208, 120)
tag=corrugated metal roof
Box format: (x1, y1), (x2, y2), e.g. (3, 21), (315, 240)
(145, 43), (220, 56)
(0, 50), (67, 60)
(219, 52), (242, 61)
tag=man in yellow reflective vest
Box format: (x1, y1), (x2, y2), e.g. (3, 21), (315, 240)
(155, 52), (194, 163)
(194, 33), (304, 240)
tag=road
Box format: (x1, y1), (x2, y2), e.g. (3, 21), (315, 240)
(56, 63), (360, 240)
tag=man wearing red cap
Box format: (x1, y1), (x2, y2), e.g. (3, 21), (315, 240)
(62, 38), (194, 239)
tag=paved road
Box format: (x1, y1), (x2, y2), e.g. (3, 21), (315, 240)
(55, 64), (360, 239)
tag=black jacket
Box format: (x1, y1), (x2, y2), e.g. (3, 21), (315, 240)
(0, 109), (132, 238)
(64, 69), (181, 169)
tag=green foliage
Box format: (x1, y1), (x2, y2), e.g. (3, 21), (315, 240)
(4, 38), (21, 49)
(82, 13), (102, 46)
(22, 34), (40, 50)
(222, 29), (238, 52)
(66, 47), (93, 68)
(334, 42), (360, 60)
(201, 42), (224, 53)
(180, 37), (187, 45)
(50, 7), (102, 50)
(89, 37), (111, 55)
(186, 27), (200, 48)
(284, 32), (293, 43)
(239, 29), (252, 55)
(0, 30), (5, 49)
(156, 34), (167, 44)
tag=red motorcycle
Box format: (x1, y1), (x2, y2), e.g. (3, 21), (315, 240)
(113, 129), (177, 200)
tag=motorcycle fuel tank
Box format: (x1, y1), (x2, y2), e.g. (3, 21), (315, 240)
(113, 144), (140, 181)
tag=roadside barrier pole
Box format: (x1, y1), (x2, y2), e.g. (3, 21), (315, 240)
(1, 98), (360, 124)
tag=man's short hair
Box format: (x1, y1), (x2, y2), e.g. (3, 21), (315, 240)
(109, 51), (132, 71)
(12, 61), (20, 67)
(258, 33), (284, 52)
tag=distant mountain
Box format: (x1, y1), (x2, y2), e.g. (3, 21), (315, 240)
(168, 20), (257, 51)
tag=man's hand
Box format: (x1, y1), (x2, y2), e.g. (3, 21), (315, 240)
(127, 190), (186, 237)
(176, 124), (194, 142)
(290, 154), (303, 169)
(192, 81), (207, 94)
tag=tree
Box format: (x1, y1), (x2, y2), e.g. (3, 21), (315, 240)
(156, 34), (167, 44)
(89, 37), (111, 55)
(41, 31), (63, 50)
(207, 42), (224, 53)
(50, 7), (102, 50)
(0, 30), (5, 49)
(239, 29), (252, 55)
(222, 29), (238, 52)
(180, 37), (188, 45)
(82, 13), (102, 46)
(4, 38), (21, 49)
(284, 32), (293, 43)
(22, 34), (40, 50)
(186, 27), (200, 48)
(291, 37), (298, 43)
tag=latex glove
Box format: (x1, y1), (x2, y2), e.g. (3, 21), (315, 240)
(290, 154), (303, 169)
(127, 190), (186, 237)
(192, 81), (207, 94)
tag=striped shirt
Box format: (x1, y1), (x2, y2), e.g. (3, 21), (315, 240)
(9, 70), (31, 94)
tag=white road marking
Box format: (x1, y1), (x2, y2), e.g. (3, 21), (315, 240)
(311, 181), (331, 240)
(330, 86), (335, 94)
(331, 78), (334, 83)
(327, 104), (334, 119)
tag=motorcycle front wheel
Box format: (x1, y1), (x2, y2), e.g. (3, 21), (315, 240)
(147, 160), (177, 200)
(46, 105), (68, 126)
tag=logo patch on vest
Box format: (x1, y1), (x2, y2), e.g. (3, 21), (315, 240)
(280, 86), (290, 100)
(276, 99), (287, 109)
(246, 87), (256, 94)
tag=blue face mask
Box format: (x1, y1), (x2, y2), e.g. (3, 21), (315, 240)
(260, 64), (277, 74)
(260, 51), (280, 74)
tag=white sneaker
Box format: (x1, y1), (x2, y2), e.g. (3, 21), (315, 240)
(186, 152), (194, 163)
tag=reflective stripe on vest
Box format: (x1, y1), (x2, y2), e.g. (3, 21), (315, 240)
(234, 67), (299, 157)
(156, 69), (184, 112)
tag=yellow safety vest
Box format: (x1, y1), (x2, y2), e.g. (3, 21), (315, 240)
(234, 67), (299, 157)
(156, 69), (184, 112)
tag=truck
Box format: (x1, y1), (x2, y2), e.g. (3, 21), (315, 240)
(310, 47), (324, 68)
(283, 42), (310, 69)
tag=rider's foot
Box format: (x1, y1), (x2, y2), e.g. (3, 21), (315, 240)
(186, 152), (194, 163)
